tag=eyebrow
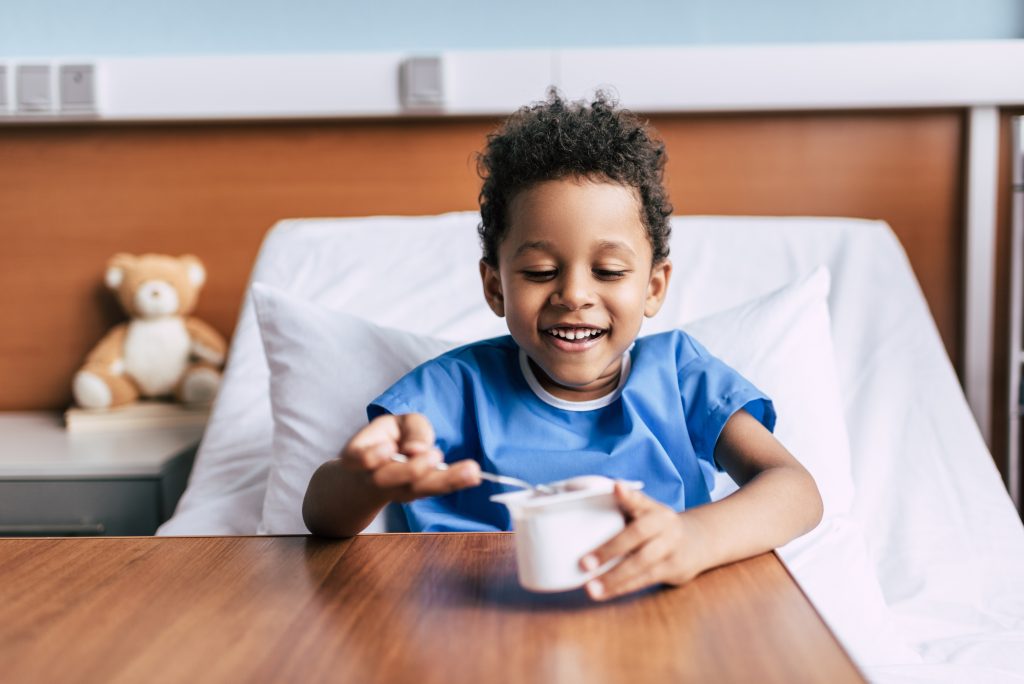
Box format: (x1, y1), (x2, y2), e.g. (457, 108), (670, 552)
(511, 239), (637, 258)
(595, 240), (637, 257)
(512, 240), (553, 258)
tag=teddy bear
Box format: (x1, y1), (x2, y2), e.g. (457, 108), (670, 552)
(72, 253), (227, 409)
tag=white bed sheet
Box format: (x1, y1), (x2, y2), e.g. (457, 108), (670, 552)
(159, 211), (1024, 681)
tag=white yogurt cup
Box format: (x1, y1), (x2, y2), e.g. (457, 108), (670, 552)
(491, 476), (644, 593)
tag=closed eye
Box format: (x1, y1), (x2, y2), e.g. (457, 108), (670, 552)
(594, 269), (628, 279)
(522, 270), (557, 281)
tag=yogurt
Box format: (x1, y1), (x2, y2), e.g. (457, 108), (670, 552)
(491, 476), (644, 592)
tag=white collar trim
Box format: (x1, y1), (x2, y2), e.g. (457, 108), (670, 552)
(518, 344), (633, 412)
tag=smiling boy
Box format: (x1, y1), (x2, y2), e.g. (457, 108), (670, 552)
(303, 90), (822, 601)
(484, 179), (668, 403)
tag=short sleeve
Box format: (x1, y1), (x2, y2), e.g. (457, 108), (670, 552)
(366, 354), (508, 532)
(676, 334), (776, 471)
(366, 360), (468, 457)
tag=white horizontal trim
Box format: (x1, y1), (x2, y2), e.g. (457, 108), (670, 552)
(0, 40), (1022, 122)
(560, 41), (1024, 111)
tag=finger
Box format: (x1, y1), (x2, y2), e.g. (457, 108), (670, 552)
(396, 413), (437, 455)
(586, 536), (673, 601)
(380, 458), (478, 500)
(587, 564), (661, 602)
(371, 448), (445, 488)
(371, 460), (416, 489)
(341, 415), (404, 470)
(372, 447), (436, 486)
(346, 414), (402, 452)
(402, 448), (444, 479)
(580, 509), (665, 570)
(409, 460), (482, 497)
(614, 482), (659, 520)
(341, 439), (399, 473)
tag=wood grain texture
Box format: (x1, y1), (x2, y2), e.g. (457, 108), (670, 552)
(0, 534), (864, 684)
(0, 111), (963, 410)
(654, 109), (965, 373)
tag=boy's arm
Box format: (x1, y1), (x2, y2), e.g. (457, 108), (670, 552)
(303, 458), (393, 538)
(678, 409), (823, 570)
(581, 409), (823, 600)
(303, 413), (481, 538)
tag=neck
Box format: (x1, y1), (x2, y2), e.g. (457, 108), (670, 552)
(528, 357), (623, 403)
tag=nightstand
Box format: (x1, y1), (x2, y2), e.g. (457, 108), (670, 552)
(0, 412), (202, 536)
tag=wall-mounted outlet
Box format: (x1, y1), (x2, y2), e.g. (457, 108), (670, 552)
(399, 56), (445, 111)
(60, 64), (95, 113)
(17, 64), (51, 113)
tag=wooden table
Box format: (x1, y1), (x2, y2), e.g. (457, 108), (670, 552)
(0, 533), (864, 683)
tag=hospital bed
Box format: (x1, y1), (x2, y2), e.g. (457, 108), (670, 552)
(158, 211), (1024, 682)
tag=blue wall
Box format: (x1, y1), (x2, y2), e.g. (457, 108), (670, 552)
(1, 0), (1021, 58)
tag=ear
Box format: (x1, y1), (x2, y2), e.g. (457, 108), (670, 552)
(479, 259), (505, 317)
(179, 255), (206, 288)
(105, 253), (135, 290)
(643, 259), (672, 317)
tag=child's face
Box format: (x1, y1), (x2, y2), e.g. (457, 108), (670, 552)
(480, 177), (671, 402)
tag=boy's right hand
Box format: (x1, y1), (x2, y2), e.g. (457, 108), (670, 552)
(340, 413), (481, 503)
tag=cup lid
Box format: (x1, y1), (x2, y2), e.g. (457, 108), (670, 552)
(490, 477), (643, 509)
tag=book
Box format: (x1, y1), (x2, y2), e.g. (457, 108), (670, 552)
(64, 400), (210, 433)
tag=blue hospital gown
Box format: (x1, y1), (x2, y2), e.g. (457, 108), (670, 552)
(368, 331), (774, 532)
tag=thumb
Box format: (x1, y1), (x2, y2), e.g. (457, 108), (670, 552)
(614, 481), (654, 520)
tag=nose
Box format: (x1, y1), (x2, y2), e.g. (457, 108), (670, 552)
(549, 269), (594, 311)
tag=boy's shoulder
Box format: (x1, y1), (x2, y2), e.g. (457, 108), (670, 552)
(433, 334), (516, 362)
(372, 335), (517, 410)
(414, 334), (517, 379)
(634, 327), (708, 356)
(634, 328), (712, 367)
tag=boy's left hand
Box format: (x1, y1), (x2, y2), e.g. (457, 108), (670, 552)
(580, 482), (704, 601)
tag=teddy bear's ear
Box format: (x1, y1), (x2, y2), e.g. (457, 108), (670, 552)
(105, 253), (135, 290)
(179, 255), (206, 287)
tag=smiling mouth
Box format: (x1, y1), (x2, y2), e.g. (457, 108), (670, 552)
(545, 326), (606, 340)
(542, 326), (608, 349)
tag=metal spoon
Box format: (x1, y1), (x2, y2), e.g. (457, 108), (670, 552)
(390, 453), (556, 495)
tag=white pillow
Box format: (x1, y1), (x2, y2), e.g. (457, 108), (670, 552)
(683, 266), (854, 519)
(251, 282), (459, 535)
(684, 267), (919, 666)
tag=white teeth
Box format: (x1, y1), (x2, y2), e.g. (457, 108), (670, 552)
(548, 327), (603, 341)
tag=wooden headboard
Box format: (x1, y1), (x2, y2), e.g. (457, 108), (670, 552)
(0, 109), (964, 411)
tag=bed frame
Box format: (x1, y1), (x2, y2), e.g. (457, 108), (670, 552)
(0, 106), (1019, 504)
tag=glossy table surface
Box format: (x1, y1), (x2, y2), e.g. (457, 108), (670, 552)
(0, 533), (864, 683)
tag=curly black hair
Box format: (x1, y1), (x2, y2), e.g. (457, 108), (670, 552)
(476, 88), (673, 266)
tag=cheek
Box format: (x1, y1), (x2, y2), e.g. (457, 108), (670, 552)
(505, 293), (538, 323)
(603, 286), (651, 335)
(609, 285), (648, 315)
(502, 286), (547, 329)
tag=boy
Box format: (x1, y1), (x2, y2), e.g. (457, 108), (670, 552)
(304, 90), (823, 601)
